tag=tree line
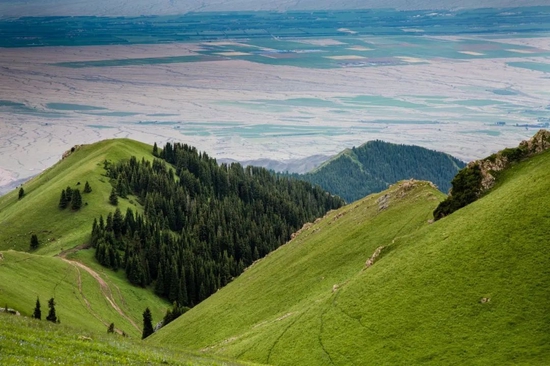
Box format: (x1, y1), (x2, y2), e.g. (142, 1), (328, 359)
(90, 142), (343, 307)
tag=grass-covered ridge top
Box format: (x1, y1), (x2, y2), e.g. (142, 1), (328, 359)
(434, 129), (550, 220)
(0, 138), (153, 255)
(150, 148), (550, 364)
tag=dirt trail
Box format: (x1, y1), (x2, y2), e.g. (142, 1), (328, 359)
(59, 256), (140, 332)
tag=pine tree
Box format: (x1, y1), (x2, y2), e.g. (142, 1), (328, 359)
(153, 142), (159, 156)
(46, 298), (57, 323)
(65, 186), (72, 202)
(30, 234), (39, 250)
(59, 189), (68, 209)
(107, 323), (115, 334)
(72, 189), (82, 210)
(18, 187), (25, 200)
(142, 307), (154, 339)
(33, 297), (41, 320)
(84, 181), (92, 193)
(112, 208), (124, 238)
(154, 263), (165, 297)
(109, 187), (118, 206)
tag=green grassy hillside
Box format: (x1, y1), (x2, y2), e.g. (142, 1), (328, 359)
(0, 250), (168, 338)
(0, 139), (152, 256)
(150, 150), (550, 364)
(295, 140), (464, 203)
(0, 313), (256, 365)
(0, 139), (174, 339)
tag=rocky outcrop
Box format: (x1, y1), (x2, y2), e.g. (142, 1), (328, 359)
(469, 129), (550, 192)
(365, 246), (385, 268)
(0, 307), (21, 316)
(434, 130), (550, 220)
(62, 144), (83, 159)
(520, 129), (550, 154)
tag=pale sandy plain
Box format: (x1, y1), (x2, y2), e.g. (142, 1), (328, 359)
(1, 35), (549, 192)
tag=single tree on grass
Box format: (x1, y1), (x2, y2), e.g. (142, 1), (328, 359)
(107, 323), (115, 334)
(109, 187), (118, 206)
(18, 187), (25, 200)
(30, 234), (39, 250)
(33, 297), (41, 320)
(46, 298), (57, 323)
(142, 307), (154, 339)
(84, 181), (92, 193)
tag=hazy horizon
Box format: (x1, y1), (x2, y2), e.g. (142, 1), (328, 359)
(1, 0), (549, 17)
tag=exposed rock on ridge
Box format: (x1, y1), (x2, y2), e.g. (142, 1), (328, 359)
(470, 129), (550, 192)
(434, 130), (550, 220)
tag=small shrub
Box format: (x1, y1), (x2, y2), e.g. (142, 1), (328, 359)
(30, 234), (39, 250)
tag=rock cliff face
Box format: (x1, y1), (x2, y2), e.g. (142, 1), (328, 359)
(468, 129), (550, 193)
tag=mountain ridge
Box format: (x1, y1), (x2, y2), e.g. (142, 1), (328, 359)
(292, 139), (465, 203)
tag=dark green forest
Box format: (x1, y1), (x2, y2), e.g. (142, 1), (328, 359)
(91, 143), (343, 307)
(290, 140), (465, 203)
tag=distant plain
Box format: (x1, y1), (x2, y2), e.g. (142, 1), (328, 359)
(1, 8), (550, 190)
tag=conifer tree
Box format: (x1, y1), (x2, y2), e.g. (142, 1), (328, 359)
(107, 323), (115, 334)
(154, 263), (165, 297)
(46, 298), (57, 323)
(33, 297), (41, 320)
(59, 189), (68, 209)
(153, 142), (158, 156)
(65, 186), (72, 202)
(142, 307), (154, 339)
(71, 189), (82, 210)
(109, 187), (118, 206)
(30, 234), (39, 250)
(112, 208), (124, 238)
(18, 187), (25, 200)
(84, 181), (92, 193)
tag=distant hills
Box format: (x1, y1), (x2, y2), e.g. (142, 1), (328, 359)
(149, 132), (550, 365)
(1, 0), (548, 17)
(292, 140), (465, 203)
(218, 154), (329, 175)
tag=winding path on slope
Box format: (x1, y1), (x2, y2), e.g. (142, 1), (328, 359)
(58, 254), (140, 333)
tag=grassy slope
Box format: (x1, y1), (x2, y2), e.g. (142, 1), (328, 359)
(0, 139), (172, 338)
(149, 180), (445, 363)
(0, 313), (256, 365)
(0, 250), (168, 338)
(0, 139), (151, 256)
(150, 150), (550, 365)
